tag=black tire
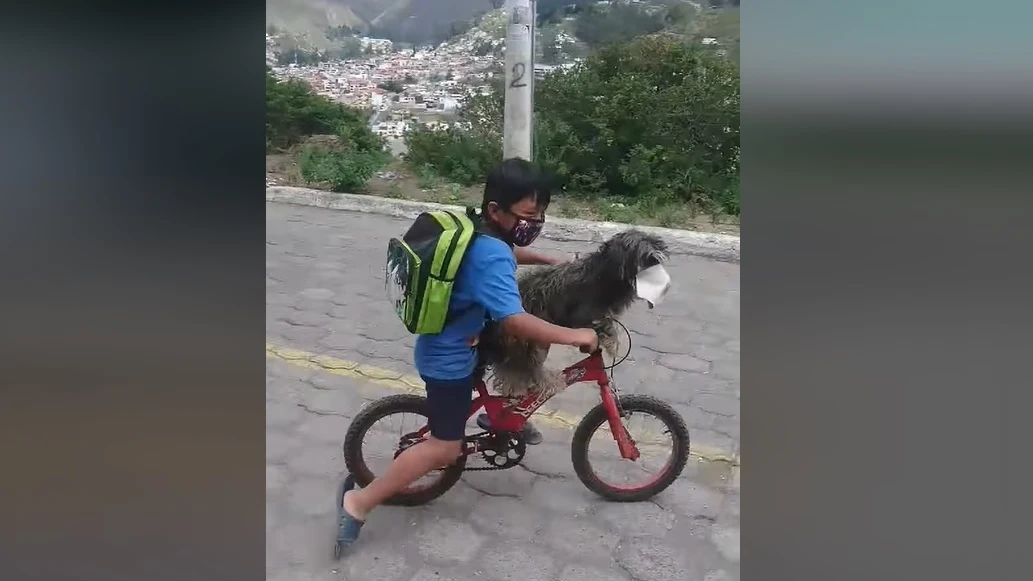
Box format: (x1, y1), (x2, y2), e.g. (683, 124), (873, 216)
(571, 394), (690, 502)
(342, 394), (466, 506)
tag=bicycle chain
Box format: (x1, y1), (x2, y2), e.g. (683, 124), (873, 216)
(462, 432), (526, 471)
(463, 461), (521, 472)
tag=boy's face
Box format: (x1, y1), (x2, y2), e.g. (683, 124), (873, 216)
(488, 195), (546, 230)
(508, 196), (546, 222)
(487, 195), (548, 247)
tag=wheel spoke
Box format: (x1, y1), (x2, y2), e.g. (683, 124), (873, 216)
(342, 395), (466, 505)
(570, 395), (690, 501)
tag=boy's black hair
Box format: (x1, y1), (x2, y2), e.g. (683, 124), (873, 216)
(466, 158), (553, 220)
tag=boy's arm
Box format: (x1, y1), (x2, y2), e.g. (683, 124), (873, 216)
(500, 312), (597, 350)
(478, 247), (597, 351)
(513, 246), (568, 266)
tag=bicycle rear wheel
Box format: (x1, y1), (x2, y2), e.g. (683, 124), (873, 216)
(342, 394), (466, 506)
(571, 395), (690, 502)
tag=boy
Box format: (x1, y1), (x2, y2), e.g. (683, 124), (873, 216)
(336, 158), (598, 549)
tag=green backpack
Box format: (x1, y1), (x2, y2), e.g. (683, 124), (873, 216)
(385, 210), (478, 334)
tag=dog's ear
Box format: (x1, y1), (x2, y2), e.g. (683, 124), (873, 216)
(622, 231), (648, 276)
(652, 234), (669, 257)
(639, 234), (668, 270)
(611, 234), (637, 281)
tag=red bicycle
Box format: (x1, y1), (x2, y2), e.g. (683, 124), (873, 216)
(342, 329), (690, 506)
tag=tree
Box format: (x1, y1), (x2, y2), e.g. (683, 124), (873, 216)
(276, 48), (329, 66)
(378, 80), (405, 93)
(404, 73), (416, 84)
(337, 37), (363, 60)
(266, 69), (382, 152)
(666, 2), (697, 26)
(573, 4), (666, 48)
(266, 70), (388, 191)
(535, 37), (739, 207)
(473, 41), (493, 56)
(406, 36), (740, 214)
(448, 19), (474, 39)
(326, 24), (356, 40)
(540, 26), (562, 64)
(537, 0), (591, 25)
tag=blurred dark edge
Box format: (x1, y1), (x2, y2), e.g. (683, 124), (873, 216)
(0, 2), (267, 580)
(744, 2), (1033, 580)
(0, 1), (1031, 581)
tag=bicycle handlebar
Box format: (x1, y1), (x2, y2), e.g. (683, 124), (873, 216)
(578, 325), (608, 354)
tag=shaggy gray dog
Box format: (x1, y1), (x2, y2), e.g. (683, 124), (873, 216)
(479, 229), (669, 399)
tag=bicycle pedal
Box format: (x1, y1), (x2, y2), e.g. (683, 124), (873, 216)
(475, 413), (494, 432)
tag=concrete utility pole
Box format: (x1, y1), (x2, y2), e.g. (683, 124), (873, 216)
(502, 0), (535, 161)
(529, 0), (536, 158)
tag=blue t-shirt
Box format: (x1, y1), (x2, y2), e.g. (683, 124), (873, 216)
(414, 234), (525, 380)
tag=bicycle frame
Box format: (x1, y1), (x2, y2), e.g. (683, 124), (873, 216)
(413, 351), (641, 461)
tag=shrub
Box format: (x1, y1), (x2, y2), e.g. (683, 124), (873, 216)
(377, 80), (404, 93)
(414, 163), (439, 190)
(298, 147), (387, 193)
(266, 69), (375, 152)
(532, 37), (740, 207)
(400, 36), (740, 218)
(574, 3), (666, 48)
(715, 175), (739, 216)
(267, 69), (389, 191)
(403, 124), (499, 186)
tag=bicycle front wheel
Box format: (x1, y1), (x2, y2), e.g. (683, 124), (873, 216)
(571, 395), (690, 502)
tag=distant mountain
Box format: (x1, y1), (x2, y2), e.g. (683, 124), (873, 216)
(267, 1), (740, 63)
(266, 0), (501, 47)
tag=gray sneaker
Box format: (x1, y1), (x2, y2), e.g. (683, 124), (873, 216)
(521, 421), (543, 445)
(476, 414), (543, 445)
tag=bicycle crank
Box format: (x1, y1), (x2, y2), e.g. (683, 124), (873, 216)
(468, 431), (527, 471)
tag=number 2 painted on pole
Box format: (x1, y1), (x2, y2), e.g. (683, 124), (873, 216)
(510, 63), (528, 88)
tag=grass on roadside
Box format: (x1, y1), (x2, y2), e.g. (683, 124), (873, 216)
(555, 195), (738, 231)
(267, 155), (740, 234)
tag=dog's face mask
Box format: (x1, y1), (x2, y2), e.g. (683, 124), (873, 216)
(635, 264), (671, 308)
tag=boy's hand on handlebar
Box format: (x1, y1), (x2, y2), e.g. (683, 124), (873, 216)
(573, 328), (599, 353)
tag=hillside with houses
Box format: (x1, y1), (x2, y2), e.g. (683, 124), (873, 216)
(267, 8), (588, 144)
(266, 1), (740, 232)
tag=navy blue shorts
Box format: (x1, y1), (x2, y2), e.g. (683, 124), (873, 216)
(421, 375), (473, 442)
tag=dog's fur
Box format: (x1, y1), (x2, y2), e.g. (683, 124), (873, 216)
(479, 230), (669, 399)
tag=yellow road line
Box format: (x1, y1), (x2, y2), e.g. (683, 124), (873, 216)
(267, 341), (740, 467)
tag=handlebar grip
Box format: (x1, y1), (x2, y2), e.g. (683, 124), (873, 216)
(579, 329), (604, 354)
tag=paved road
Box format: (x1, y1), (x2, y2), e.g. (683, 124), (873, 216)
(266, 202), (740, 581)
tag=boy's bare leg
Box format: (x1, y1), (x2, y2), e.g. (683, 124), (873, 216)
(342, 436), (461, 520)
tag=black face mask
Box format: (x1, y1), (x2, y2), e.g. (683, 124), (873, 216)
(506, 215), (545, 247)
(484, 205), (545, 247)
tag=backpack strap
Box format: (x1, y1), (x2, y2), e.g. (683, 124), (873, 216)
(441, 231), (482, 329)
(438, 213), (514, 331)
(445, 219), (516, 330)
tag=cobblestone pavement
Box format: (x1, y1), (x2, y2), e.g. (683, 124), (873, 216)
(267, 203), (740, 581)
